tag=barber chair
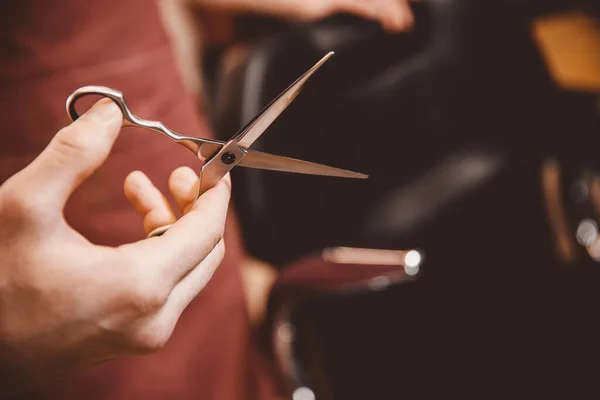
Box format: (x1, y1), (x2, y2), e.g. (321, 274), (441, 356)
(210, 1), (600, 398)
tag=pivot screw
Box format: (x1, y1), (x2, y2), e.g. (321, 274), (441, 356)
(221, 152), (236, 165)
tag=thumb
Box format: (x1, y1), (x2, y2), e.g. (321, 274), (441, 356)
(25, 98), (123, 209)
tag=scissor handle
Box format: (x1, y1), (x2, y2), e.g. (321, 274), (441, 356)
(66, 86), (137, 127)
(66, 86), (188, 239)
(67, 86), (194, 145)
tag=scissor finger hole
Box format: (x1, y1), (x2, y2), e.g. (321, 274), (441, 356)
(69, 93), (115, 121)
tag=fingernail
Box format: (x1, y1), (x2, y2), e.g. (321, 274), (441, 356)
(85, 98), (121, 123)
(173, 166), (198, 187)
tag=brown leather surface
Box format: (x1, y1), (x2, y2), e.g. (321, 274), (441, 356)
(0, 1), (274, 398)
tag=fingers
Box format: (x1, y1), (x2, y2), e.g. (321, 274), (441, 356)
(121, 240), (226, 354)
(122, 174), (231, 287)
(158, 239), (226, 327)
(123, 167), (200, 235)
(23, 99), (123, 209)
(111, 174), (229, 353)
(333, 0), (416, 32)
(391, 0), (416, 31)
(376, 0), (415, 32)
(168, 166), (199, 214)
(124, 171), (177, 235)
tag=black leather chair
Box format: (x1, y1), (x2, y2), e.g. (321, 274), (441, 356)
(211, 1), (600, 398)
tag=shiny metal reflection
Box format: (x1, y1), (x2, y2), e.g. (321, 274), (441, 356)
(322, 246), (422, 268)
(277, 323), (296, 344)
(576, 219), (598, 247)
(293, 387), (316, 400)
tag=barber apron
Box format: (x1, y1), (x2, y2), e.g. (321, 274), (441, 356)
(0, 1), (277, 398)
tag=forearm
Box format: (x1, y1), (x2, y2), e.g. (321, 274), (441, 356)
(190, 0), (296, 16)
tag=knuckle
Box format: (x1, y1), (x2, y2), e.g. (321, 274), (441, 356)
(215, 220), (225, 241)
(53, 126), (93, 159)
(121, 260), (170, 314)
(129, 324), (171, 353)
(49, 125), (109, 176)
(296, 2), (325, 19)
(310, 1), (333, 19)
(0, 181), (41, 221)
(219, 174), (232, 192)
(200, 216), (225, 254)
(208, 228), (224, 255)
(128, 281), (169, 315)
(115, 251), (167, 314)
(214, 240), (226, 264)
(217, 179), (232, 200)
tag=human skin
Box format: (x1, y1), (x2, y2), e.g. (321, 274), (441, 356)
(0, 100), (231, 396)
(195, 0), (420, 31)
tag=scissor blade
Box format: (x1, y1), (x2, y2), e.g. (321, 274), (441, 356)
(233, 52), (334, 150)
(198, 142), (367, 178)
(238, 150), (368, 179)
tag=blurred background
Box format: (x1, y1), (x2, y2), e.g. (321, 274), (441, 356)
(162, 1), (600, 398)
(3, 0), (600, 399)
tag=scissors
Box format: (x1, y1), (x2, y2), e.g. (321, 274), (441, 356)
(66, 52), (368, 238)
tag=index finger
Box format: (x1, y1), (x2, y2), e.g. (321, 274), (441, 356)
(121, 174), (232, 285)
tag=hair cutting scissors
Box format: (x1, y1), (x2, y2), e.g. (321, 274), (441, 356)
(66, 52), (367, 238)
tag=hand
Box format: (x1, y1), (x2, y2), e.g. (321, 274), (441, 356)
(0, 100), (231, 394)
(275, 0), (420, 32)
(122, 165), (279, 329)
(195, 0), (420, 32)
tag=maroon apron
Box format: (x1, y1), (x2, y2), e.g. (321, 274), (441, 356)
(0, 1), (276, 398)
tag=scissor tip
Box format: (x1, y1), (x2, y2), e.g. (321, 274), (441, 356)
(307, 52), (335, 75)
(348, 172), (369, 179)
(320, 51), (334, 63)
